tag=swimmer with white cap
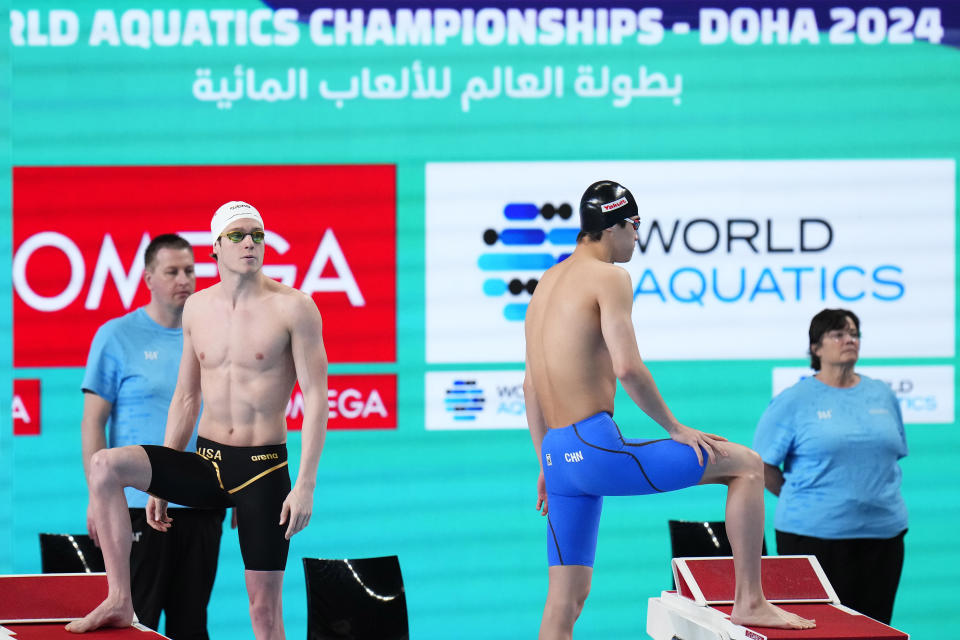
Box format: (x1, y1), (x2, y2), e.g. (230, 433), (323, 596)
(210, 200), (264, 246)
(69, 201), (329, 640)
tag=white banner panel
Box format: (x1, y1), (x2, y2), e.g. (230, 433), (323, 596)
(771, 365), (955, 424)
(425, 159), (955, 362)
(425, 370), (526, 430)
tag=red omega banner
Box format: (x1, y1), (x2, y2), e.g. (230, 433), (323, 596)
(13, 165), (396, 367)
(286, 375), (397, 431)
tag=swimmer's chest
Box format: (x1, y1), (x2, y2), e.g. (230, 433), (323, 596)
(191, 307), (291, 370)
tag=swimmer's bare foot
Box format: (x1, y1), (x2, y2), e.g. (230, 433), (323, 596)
(65, 596), (135, 633)
(731, 599), (816, 630)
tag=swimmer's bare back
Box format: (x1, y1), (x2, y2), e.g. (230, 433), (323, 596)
(184, 278), (316, 447)
(525, 253), (636, 429)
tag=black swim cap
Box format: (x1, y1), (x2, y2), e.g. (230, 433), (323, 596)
(579, 180), (639, 232)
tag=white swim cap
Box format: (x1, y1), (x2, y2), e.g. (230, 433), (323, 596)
(211, 201), (264, 244)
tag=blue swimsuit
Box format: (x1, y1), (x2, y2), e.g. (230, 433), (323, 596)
(541, 411), (707, 567)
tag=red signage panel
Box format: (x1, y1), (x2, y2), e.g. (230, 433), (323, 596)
(13, 165), (396, 367)
(13, 379), (41, 436)
(286, 374), (397, 431)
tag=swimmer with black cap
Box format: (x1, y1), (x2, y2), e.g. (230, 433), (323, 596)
(68, 201), (330, 640)
(523, 180), (815, 638)
(577, 179), (639, 231)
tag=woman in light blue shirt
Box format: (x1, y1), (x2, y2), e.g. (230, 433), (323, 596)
(753, 309), (907, 625)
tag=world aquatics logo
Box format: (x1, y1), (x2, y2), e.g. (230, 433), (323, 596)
(479, 200), (578, 321)
(444, 379), (486, 421)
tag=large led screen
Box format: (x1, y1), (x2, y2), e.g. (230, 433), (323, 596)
(4, 3), (959, 638)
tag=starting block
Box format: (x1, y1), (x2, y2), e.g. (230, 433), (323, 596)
(0, 574), (168, 639)
(647, 556), (909, 640)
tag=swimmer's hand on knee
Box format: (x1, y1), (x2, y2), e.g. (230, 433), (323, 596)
(536, 471), (548, 516)
(280, 486), (313, 540)
(667, 424), (729, 466)
(146, 497), (172, 532)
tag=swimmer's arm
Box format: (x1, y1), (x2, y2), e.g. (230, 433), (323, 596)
(598, 268), (682, 430)
(282, 295), (328, 538)
(599, 269), (725, 464)
(522, 367), (548, 465)
(291, 296), (328, 485)
(523, 366), (549, 515)
(162, 300), (202, 451)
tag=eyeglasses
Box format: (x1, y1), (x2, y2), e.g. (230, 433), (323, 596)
(219, 230), (265, 244)
(824, 330), (861, 342)
(624, 218), (641, 231)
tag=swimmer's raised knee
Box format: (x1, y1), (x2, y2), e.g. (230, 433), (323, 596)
(89, 446), (151, 492)
(88, 449), (120, 489)
(740, 446), (763, 474)
(701, 442), (764, 486)
(719, 442), (761, 468)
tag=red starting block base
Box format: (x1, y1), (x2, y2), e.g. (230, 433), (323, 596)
(0, 574), (168, 639)
(647, 556), (909, 640)
(0, 623), (166, 639)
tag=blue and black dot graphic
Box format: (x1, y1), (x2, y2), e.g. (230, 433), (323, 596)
(444, 379), (485, 422)
(479, 202), (578, 321)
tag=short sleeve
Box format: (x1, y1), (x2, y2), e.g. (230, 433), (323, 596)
(81, 323), (123, 404)
(752, 390), (797, 467)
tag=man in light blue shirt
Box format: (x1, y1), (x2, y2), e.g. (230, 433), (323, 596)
(81, 234), (225, 640)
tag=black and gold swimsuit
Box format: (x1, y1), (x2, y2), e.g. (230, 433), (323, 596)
(144, 436), (291, 571)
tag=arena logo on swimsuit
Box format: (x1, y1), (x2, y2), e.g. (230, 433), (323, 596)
(251, 453), (279, 462)
(12, 164), (397, 368)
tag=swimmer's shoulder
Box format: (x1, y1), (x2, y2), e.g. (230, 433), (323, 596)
(561, 253), (630, 278)
(581, 259), (633, 296)
(592, 260), (629, 275)
(539, 253), (623, 284)
(264, 278), (324, 326)
(181, 284), (219, 319)
(534, 261), (561, 291)
(535, 257), (630, 305)
(263, 277), (315, 305)
(189, 284), (217, 301)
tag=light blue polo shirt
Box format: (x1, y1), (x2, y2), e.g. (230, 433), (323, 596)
(753, 374), (908, 539)
(82, 308), (199, 509)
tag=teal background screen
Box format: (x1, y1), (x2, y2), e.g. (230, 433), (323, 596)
(4, 3), (959, 638)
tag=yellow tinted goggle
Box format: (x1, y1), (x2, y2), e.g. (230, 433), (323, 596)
(220, 230), (265, 244)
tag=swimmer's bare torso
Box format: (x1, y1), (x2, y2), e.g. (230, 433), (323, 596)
(524, 254), (634, 430)
(186, 277), (305, 447)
